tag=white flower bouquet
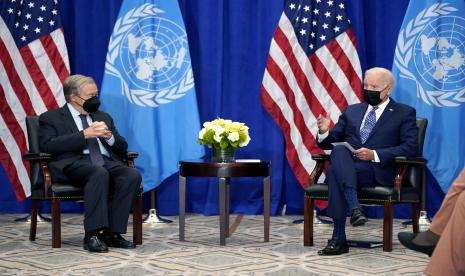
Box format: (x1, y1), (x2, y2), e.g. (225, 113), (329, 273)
(198, 118), (251, 149)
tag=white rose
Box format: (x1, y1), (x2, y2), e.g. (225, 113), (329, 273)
(239, 135), (251, 147)
(213, 133), (222, 143)
(228, 132), (240, 142)
(198, 128), (206, 139)
(212, 125), (224, 135)
(203, 122), (212, 129)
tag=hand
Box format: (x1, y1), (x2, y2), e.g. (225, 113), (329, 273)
(83, 121), (110, 139)
(317, 113), (331, 134)
(354, 147), (374, 161)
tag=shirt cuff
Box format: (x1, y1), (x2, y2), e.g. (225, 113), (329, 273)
(372, 150), (380, 163)
(106, 135), (115, 146)
(317, 131), (329, 142)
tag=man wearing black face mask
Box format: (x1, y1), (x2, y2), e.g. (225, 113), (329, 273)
(315, 67), (418, 255)
(38, 74), (141, 253)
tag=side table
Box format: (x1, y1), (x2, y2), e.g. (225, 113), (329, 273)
(179, 160), (271, 245)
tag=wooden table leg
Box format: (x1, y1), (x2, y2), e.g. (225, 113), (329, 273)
(219, 177), (227, 245)
(225, 178), (230, 238)
(179, 175), (186, 241)
(264, 176), (270, 242)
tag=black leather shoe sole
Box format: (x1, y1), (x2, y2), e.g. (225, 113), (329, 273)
(83, 243), (109, 253)
(398, 232), (434, 257)
(350, 216), (368, 227)
(318, 246), (349, 256)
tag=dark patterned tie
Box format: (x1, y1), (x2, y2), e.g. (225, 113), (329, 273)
(360, 106), (378, 144)
(79, 114), (105, 166)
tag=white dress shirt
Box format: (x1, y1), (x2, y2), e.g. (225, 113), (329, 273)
(67, 103), (114, 157)
(317, 99), (390, 162)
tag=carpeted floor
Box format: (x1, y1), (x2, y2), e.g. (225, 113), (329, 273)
(0, 214), (429, 275)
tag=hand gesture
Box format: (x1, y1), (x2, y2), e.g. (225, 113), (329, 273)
(83, 121), (112, 139)
(354, 147), (374, 161)
(316, 113), (331, 134)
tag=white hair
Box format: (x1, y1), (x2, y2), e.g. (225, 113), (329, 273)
(365, 67), (395, 87)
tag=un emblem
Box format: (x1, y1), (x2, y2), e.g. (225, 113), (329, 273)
(105, 4), (195, 107)
(394, 2), (465, 107)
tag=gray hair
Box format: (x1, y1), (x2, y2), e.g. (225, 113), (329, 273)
(365, 67), (395, 87)
(63, 74), (96, 102)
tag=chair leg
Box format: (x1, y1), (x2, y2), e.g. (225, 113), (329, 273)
(383, 202), (393, 252)
(133, 194), (143, 245)
(303, 196), (314, 246)
(51, 198), (61, 248)
(412, 203), (419, 233)
(29, 199), (39, 241)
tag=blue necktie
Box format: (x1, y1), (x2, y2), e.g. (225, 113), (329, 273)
(79, 114), (105, 166)
(360, 106), (378, 144)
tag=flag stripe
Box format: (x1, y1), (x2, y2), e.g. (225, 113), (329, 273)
(0, 39), (36, 115)
(40, 31), (69, 85)
(50, 28), (70, 76)
(20, 45), (60, 110)
(265, 56), (321, 154)
(260, 84), (316, 184)
(0, 19), (48, 115)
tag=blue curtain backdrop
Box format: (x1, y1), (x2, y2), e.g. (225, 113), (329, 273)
(0, 0), (445, 218)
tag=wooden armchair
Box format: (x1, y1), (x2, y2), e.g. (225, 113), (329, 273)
(23, 116), (143, 248)
(303, 118), (428, 251)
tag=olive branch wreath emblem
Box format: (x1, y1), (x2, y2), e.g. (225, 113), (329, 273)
(394, 2), (465, 107)
(105, 3), (195, 107)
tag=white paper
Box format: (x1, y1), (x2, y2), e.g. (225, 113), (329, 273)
(331, 142), (356, 153)
(235, 159), (261, 163)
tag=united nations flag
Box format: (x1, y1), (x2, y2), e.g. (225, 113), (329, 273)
(392, 0), (465, 192)
(100, 0), (204, 191)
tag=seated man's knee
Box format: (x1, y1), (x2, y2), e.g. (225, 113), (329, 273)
(89, 166), (110, 181)
(330, 145), (352, 159)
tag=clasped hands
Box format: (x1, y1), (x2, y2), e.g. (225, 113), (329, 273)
(317, 113), (374, 161)
(83, 121), (112, 140)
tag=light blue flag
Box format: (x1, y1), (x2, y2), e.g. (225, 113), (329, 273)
(392, 0), (465, 192)
(100, 0), (205, 191)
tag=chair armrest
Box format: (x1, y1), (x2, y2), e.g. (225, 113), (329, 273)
(23, 153), (52, 162)
(308, 154), (329, 187)
(311, 154), (330, 161)
(126, 151), (139, 168)
(395, 156), (427, 165)
(127, 151), (139, 158)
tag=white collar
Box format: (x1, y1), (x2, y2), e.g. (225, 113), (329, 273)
(369, 98), (390, 112)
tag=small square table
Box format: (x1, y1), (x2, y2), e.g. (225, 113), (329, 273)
(178, 160), (270, 245)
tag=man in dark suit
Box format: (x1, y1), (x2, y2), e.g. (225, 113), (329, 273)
(315, 67), (418, 255)
(39, 74), (141, 253)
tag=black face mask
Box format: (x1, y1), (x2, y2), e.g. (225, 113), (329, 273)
(78, 96), (101, 113)
(363, 89), (383, 106)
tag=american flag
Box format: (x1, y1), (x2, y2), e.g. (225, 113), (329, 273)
(261, 0), (363, 188)
(0, 0), (69, 200)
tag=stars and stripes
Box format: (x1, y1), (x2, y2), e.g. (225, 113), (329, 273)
(0, 0), (69, 200)
(261, 0), (362, 188)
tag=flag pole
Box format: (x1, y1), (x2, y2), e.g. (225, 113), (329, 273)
(143, 189), (173, 226)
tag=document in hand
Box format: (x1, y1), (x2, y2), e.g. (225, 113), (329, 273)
(331, 142), (356, 153)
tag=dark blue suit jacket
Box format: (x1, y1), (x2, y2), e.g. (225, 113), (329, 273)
(318, 98), (418, 185)
(38, 105), (128, 182)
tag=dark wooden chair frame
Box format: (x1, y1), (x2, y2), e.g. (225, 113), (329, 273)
(23, 116), (143, 248)
(303, 118), (428, 252)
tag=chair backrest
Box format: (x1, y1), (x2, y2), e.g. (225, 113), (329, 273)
(25, 116), (42, 191)
(405, 117), (428, 188)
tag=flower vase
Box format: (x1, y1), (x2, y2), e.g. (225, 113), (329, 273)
(212, 146), (235, 163)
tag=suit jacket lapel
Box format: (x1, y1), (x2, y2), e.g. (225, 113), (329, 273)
(59, 105), (79, 133)
(367, 99), (396, 140)
(356, 103), (368, 142)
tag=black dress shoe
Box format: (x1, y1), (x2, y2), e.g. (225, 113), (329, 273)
(83, 236), (108, 253)
(350, 208), (368, 226)
(101, 233), (136, 249)
(318, 239), (349, 255)
(398, 232), (435, 257)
